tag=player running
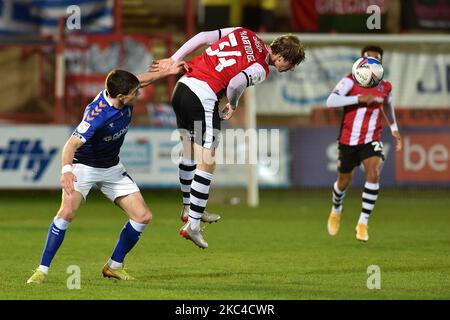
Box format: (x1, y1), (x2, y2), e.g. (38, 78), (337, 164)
(27, 64), (184, 284)
(326, 46), (402, 242)
(151, 27), (305, 249)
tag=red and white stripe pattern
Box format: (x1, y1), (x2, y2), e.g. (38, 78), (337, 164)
(345, 107), (382, 146)
(339, 74), (392, 146)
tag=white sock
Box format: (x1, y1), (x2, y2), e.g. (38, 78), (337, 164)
(189, 219), (201, 232)
(189, 169), (213, 232)
(358, 213), (370, 225)
(129, 219), (148, 232)
(332, 181), (346, 214)
(38, 265), (49, 275)
(331, 205), (343, 215)
(179, 157), (196, 206)
(359, 182), (379, 225)
(108, 258), (123, 270)
(53, 216), (70, 230)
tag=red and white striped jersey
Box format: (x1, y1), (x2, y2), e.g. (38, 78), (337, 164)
(184, 27), (270, 95)
(338, 73), (392, 146)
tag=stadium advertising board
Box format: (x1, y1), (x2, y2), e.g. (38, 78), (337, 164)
(402, 1), (450, 31)
(291, 127), (450, 187)
(291, 0), (389, 33)
(0, 0), (113, 35)
(123, 128), (290, 188)
(395, 133), (450, 182)
(0, 126), (67, 188)
(0, 126), (288, 189)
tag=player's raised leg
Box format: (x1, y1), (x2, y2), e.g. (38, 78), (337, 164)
(180, 143), (216, 249)
(102, 191), (151, 280)
(356, 156), (382, 242)
(178, 132), (196, 222)
(328, 171), (352, 236)
(27, 191), (83, 284)
(178, 134), (221, 224)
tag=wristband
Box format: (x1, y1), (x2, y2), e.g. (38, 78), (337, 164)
(61, 164), (73, 174)
(390, 123), (399, 133)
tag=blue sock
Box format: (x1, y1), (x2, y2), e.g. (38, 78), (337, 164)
(111, 221), (144, 264)
(40, 220), (68, 268)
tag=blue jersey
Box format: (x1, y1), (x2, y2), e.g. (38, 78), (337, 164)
(72, 90), (132, 168)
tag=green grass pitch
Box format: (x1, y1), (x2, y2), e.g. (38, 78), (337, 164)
(0, 188), (449, 299)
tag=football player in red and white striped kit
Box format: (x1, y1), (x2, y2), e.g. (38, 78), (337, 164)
(326, 46), (402, 242)
(151, 28), (305, 249)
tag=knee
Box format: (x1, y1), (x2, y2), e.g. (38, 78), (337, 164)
(337, 177), (352, 190)
(366, 170), (380, 183)
(57, 207), (76, 222)
(197, 162), (215, 174)
(195, 147), (216, 173)
(135, 208), (152, 224)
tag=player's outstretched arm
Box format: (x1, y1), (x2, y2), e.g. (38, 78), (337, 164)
(60, 135), (84, 195)
(138, 61), (187, 88)
(171, 28), (237, 62)
(149, 27), (238, 72)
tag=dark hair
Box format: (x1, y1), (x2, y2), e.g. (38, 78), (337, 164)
(361, 45), (383, 58)
(105, 69), (140, 98)
(270, 34), (305, 66)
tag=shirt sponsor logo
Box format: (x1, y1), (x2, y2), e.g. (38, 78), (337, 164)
(113, 126), (129, 141)
(103, 125), (130, 142)
(76, 121), (91, 134)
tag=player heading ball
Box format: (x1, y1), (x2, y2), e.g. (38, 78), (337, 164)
(326, 45), (402, 242)
(150, 27), (305, 249)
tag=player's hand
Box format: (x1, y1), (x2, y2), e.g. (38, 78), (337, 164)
(168, 61), (189, 75)
(148, 58), (175, 73)
(358, 94), (375, 105)
(392, 130), (402, 151)
(60, 172), (77, 196)
(221, 103), (235, 120)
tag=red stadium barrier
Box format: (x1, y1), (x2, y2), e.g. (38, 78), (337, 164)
(0, 38), (56, 123)
(0, 30), (175, 125)
(56, 25), (175, 124)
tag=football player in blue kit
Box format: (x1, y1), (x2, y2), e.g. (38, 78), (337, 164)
(27, 63), (185, 283)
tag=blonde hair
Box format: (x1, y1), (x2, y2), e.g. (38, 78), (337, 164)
(270, 34), (305, 66)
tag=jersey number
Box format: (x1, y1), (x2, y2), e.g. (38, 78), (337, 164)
(206, 33), (242, 72)
(371, 141), (383, 152)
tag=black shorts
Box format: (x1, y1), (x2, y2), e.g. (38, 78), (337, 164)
(171, 82), (221, 149)
(338, 141), (385, 173)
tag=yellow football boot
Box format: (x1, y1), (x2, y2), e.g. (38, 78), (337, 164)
(356, 224), (369, 242)
(327, 212), (341, 236)
(26, 269), (47, 284)
(102, 264), (135, 280)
